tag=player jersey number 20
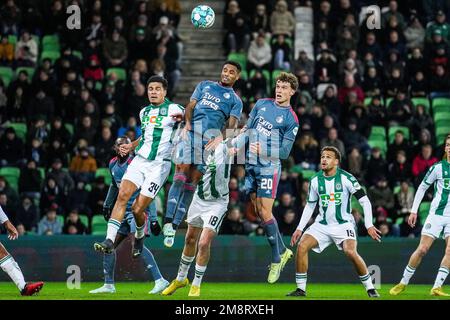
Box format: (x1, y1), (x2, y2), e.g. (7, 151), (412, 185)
(261, 178), (273, 189)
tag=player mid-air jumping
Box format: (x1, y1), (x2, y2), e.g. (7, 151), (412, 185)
(90, 137), (169, 294)
(162, 61), (243, 247)
(94, 76), (184, 257)
(0, 205), (44, 296)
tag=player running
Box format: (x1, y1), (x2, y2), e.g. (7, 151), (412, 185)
(287, 146), (381, 298)
(0, 205), (44, 296)
(161, 141), (232, 297)
(90, 137), (169, 294)
(390, 134), (450, 297)
(162, 61), (243, 248)
(94, 76), (184, 257)
(232, 72), (299, 283)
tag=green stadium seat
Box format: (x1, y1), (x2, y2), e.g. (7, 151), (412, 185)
(106, 68), (127, 81)
(42, 42), (60, 52)
(436, 126), (450, 142)
(227, 52), (247, 71)
(72, 50), (83, 60)
(91, 215), (107, 235)
(8, 122), (27, 141)
(79, 214), (89, 227)
(15, 66), (35, 80)
(363, 97), (373, 106)
(57, 215), (65, 226)
(0, 66), (13, 86)
(411, 97), (430, 113)
(434, 111), (450, 122)
(388, 126), (410, 143)
(40, 50), (61, 64)
(369, 126), (386, 141)
(301, 170), (316, 180)
(419, 202), (431, 223)
(432, 97), (450, 114)
(435, 119), (450, 128)
(32, 35), (40, 47)
(38, 167), (46, 181)
(0, 167), (20, 192)
(368, 139), (387, 156)
(7, 35), (17, 45)
(394, 217), (404, 225)
(64, 123), (74, 136)
(42, 34), (59, 46)
(385, 97), (393, 108)
(95, 168), (112, 185)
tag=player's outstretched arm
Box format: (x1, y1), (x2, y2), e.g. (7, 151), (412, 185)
(409, 165), (437, 227)
(356, 190), (381, 242)
(0, 205), (18, 240)
(291, 201), (316, 246)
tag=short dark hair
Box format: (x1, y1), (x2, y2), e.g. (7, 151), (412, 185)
(321, 146), (342, 163)
(223, 60), (242, 73)
(146, 75), (168, 90)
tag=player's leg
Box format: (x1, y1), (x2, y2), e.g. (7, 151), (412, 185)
(0, 242), (44, 295)
(164, 164), (189, 229)
(162, 225), (202, 295)
(130, 193), (153, 258)
(430, 235), (450, 296)
(287, 234), (318, 296)
(142, 243), (170, 294)
(90, 233), (127, 294)
(95, 180), (138, 253)
(342, 239), (379, 297)
(390, 234), (435, 295)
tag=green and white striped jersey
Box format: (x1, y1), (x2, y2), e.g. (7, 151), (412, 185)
(197, 142), (232, 200)
(308, 168), (362, 225)
(421, 160), (450, 217)
(135, 98), (184, 161)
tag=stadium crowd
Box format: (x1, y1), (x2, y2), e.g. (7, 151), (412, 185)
(0, 0), (449, 239)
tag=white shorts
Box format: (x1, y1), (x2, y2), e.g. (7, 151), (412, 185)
(186, 193), (229, 232)
(304, 221), (357, 253)
(122, 156), (171, 198)
(421, 214), (450, 239)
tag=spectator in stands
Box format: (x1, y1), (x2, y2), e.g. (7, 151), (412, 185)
(413, 128), (434, 156)
(46, 139), (68, 168)
(48, 117), (71, 148)
(0, 175), (18, 207)
(19, 160), (42, 200)
(364, 147), (388, 187)
(318, 85), (339, 117)
(394, 180), (414, 220)
(342, 117), (370, 156)
(102, 103), (122, 136)
(88, 176), (107, 217)
(426, 30), (449, 72)
(270, 0), (295, 38)
(63, 209), (87, 235)
(0, 34), (14, 66)
(69, 147), (97, 183)
(27, 89), (55, 122)
(410, 71), (428, 97)
(387, 130), (411, 163)
(118, 116), (141, 137)
(315, 48), (337, 84)
(368, 176), (395, 215)
(156, 30), (181, 98)
(412, 144), (438, 180)
(15, 196), (38, 232)
(411, 107), (434, 142)
(37, 204), (62, 236)
(362, 65), (382, 97)
(251, 3), (270, 39)
(336, 28), (358, 61)
(430, 64), (450, 94)
(14, 30), (37, 67)
(382, 0), (406, 29)
(225, 13), (251, 53)
(247, 70), (268, 98)
(85, 13), (104, 43)
(0, 193), (15, 223)
(385, 68), (405, 98)
(220, 207), (249, 235)
(346, 147), (364, 180)
(425, 10), (450, 43)
(388, 150), (412, 188)
(404, 15), (425, 50)
(94, 126), (115, 168)
(338, 74), (364, 105)
(247, 33), (272, 72)
(293, 132), (319, 170)
(359, 32), (383, 64)
(293, 50), (314, 81)
(0, 127), (24, 166)
(272, 34), (291, 70)
(39, 177), (63, 213)
(74, 115), (97, 146)
(349, 104), (370, 138)
(102, 29), (128, 68)
(278, 209), (297, 236)
(320, 128), (346, 160)
(387, 90), (413, 126)
(83, 54), (104, 82)
(406, 47), (426, 81)
(274, 192), (295, 221)
(47, 158), (74, 195)
(66, 180), (91, 216)
(129, 28), (153, 64)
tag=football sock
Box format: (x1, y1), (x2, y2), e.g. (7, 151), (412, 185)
(164, 173), (187, 225)
(359, 273), (374, 290)
(264, 219), (281, 263)
(141, 245), (162, 281)
(192, 264), (207, 287)
(106, 218), (121, 242)
(176, 254), (195, 282)
(400, 265), (416, 285)
(295, 273), (307, 291)
(148, 201), (158, 223)
(173, 182), (194, 228)
(273, 219), (286, 255)
(103, 251), (116, 285)
(433, 266), (449, 289)
(0, 255), (26, 291)
(135, 223), (145, 239)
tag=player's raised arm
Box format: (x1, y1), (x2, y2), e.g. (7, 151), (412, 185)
(291, 179), (318, 246)
(409, 164), (438, 227)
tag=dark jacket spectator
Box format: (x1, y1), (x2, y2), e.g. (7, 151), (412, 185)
(0, 127), (24, 166)
(15, 196), (39, 232)
(220, 208), (249, 235)
(19, 160), (42, 196)
(63, 210), (88, 235)
(364, 147), (388, 187)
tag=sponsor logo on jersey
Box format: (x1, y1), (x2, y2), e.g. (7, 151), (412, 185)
(320, 192), (342, 207)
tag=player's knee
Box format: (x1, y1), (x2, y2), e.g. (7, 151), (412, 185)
(298, 242), (310, 255)
(417, 245), (429, 257)
(117, 190), (132, 204)
(444, 245), (450, 257)
(197, 238), (211, 253)
(185, 233), (197, 247)
(343, 248), (357, 259)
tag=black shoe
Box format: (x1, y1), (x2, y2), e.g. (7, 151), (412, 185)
(150, 220), (162, 236)
(94, 239), (114, 254)
(132, 236), (145, 259)
(286, 288), (306, 297)
(367, 289), (380, 298)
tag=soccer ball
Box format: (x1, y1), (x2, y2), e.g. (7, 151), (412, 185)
(191, 5), (215, 29)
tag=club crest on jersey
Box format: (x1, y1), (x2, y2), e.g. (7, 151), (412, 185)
(159, 108), (167, 116)
(223, 92), (231, 99)
(276, 116), (283, 124)
(336, 183), (342, 190)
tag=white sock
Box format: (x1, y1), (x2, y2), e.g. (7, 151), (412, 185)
(295, 273), (307, 291)
(106, 219), (121, 242)
(359, 273), (374, 290)
(135, 223), (145, 239)
(176, 254), (195, 282)
(192, 264), (207, 287)
(400, 265), (416, 285)
(0, 255), (26, 291)
(433, 266), (449, 289)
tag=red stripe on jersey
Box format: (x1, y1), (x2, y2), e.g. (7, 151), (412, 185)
(289, 108), (299, 124)
(109, 157), (118, 165)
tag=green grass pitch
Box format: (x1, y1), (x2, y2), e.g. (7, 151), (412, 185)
(0, 282), (448, 300)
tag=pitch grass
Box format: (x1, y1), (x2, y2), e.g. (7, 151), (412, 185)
(0, 282), (448, 300)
